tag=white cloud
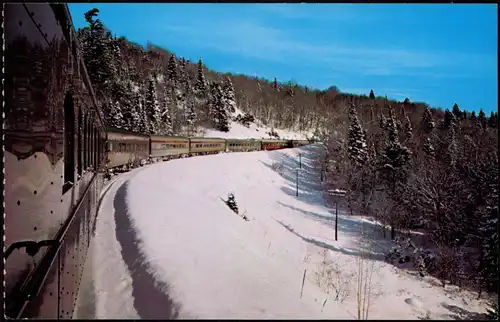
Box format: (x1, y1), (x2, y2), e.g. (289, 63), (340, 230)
(161, 17), (494, 79)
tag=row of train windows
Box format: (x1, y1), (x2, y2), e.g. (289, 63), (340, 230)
(193, 143), (221, 148)
(63, 92), (105, 194)
(229, 143), (257, 147)
(109, 142), (148, 152)
(160, 143), (187, 149)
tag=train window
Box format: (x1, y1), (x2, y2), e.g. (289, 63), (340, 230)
(83, 113), (88, 169)
(86, 116), (91, 167)
(94, 128), (98, 168)
(77, 108), (83, 176)
(63, 92), (75, 194)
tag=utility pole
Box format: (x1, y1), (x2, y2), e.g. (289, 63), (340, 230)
(327, 189), (346, 241)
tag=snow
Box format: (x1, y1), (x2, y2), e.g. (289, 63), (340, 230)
(203, 107), (313, 140)
(79, 144), (492, 319)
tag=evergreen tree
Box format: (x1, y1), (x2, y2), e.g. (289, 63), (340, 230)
(380, 105), (412, 240)
(210, 82), (229, 132)
(167, 55), (178, 86)
(161, 105), (173, 135)
(452, 103), (462, 120)
(78, 9), (116, 90)
(423, 137), (435, 158)
(487, 111), (497, 128)
(404, 114), (413, 143)
(347, 102), (368, 166)
(145, 77), (161, 134)
(478, 109), (487, 129)
(470, 111), (477, 120)
(194, 59), (207, 98)
(222, 76), (237, 115)
(421, 107), (435, 133)
(369, 89), (375, 100)
(443, 109), (456, 129)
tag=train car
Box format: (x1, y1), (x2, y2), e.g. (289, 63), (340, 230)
(4, 3), (106, 319)
(261, 139), (291, 151)
(150, 135), (190, 160)
(291, 139), (310, 148)
(107, 127), (149, 170)
(226, 139), (262, 153)
(189, 137), (226, 155)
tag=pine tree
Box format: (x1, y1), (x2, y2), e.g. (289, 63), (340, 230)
(210, 82), (229, 132)
(347, 102), (368, 166)
(404, 114), (413, 142)
(421, 106), (435, 133)
(167, 55), (178, 86)
(222, 76), (237, 115)
(380, 105), (412, 240)
(161, 105), (173, 136)
(194, 59), (207, 98)
(369, 89), (375, 100)
(78, 9), (116, 91)
(145, 77), (161, 134)
(423, 137), (435, 158)
(478, 109), (487, 129)
(443, 109), (456, 129)
(487, 111), (497, 128)
(452, 103), (462, 120)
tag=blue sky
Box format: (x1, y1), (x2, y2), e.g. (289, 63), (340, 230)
(68, 4), (497, 114)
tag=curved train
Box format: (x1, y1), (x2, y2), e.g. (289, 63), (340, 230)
(107, 126), (310, 173)
(4, 3), (311, 319)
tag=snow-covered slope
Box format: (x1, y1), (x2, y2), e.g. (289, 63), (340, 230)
(79, 146), (491, 319)
(202, 107), (313, 140)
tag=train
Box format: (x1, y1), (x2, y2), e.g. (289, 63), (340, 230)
(106, 126), (310, 173)
(3, 3), (311, 320)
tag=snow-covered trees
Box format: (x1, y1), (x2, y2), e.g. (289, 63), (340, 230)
(209, 82), (230, 132)
(145, 78), (161, 134)
(222, 77), (237, 115)
(347, 102), (368, 166)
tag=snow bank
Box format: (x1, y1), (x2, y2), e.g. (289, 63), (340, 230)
(119, 145), (490, 319)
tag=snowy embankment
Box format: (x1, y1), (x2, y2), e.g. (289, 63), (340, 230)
(202, 107), (313, 140)
(78, 145), (491, 319)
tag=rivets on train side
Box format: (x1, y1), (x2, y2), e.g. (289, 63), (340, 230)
(33, 226), (37, 231)
(34, 154), (37, 159)
(17, 200), (20, 206)
(50, 210), (53, 214)
(51, 181), (54, 185)
(18, 20), (22, 26)
(34, 190), (37, 195)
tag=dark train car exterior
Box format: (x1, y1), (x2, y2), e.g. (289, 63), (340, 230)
(107, 127), (150, 169)
(261, 139), (291, 151)
(4, 4), (106, 319)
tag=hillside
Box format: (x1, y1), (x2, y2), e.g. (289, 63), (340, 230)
(74, 8), (498, 141)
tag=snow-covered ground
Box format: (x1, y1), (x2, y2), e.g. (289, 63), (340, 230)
(76, 144), (492, 320)
(203, 107), (313, 140)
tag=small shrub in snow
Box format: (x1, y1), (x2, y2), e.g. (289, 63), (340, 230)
(385, 237), (436, 277)
(267, 128), (280, 139)
(226, 192), (239, 214)
(234, 112), (255, 127)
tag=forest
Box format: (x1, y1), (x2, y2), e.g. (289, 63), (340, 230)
(76, 8), (498, 315)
